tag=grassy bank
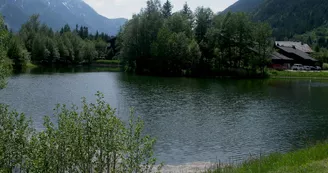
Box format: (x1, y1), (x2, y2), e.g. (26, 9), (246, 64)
(269, 70), (328, 79)
(94, 59), (120, 65)
(25, 62), (38, 68)
(208, 142), (328, 173)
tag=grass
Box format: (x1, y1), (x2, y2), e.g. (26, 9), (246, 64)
(94, 59), (120, 65)
(269, 70), (328, 79)
(25, 62), (38, 68)
(207, 142), (328, 173)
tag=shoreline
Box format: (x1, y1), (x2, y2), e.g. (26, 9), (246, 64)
(208, 142), (328, 173)
(23, 64), (328, 80)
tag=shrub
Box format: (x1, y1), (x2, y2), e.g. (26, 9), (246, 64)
(0, 92), (161, 173)
(323, 63), (328, 70)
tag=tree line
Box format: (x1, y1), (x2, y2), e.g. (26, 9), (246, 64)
(4, 14), (117, 71)
(294, 25), (328, 64)
(117, 0), (273, 77)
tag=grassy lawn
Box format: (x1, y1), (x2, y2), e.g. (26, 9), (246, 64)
(207, 143), (328, 173)
(269, 70), (328, 78)
(94, 59), (120, 65)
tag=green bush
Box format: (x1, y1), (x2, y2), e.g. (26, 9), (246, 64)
(0, 92), (162, 173)
(323, 63), (328, 70)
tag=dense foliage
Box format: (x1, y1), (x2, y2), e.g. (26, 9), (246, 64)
(253, 0), (328, 40)
(0, 92), (161, 173)
(5, 14), (117, 70)
(0, 15), (12, 88)
(117, 0), (273, 77)
(223, 0), (264, 13)
(292, 25), (328, 63)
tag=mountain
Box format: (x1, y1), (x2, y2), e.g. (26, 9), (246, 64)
(0, 0), (127, 35)
(223, 0), (264, 13)
(252, 0), (328, 40)
(223, 0), (328, 40)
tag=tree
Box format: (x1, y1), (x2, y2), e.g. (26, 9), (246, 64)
(94, 39), (108, 59)
(253, 23), (273, 75)
(7, 35), (29, 70)
(19, 14), (40, 52)
(118, 0), (163, 73)
(63, 24), (71, 33)
(95, 30), (99, 40)
(162, 0), (173, 18)
(44, 37), (60, 63)
(166, 13), (193, 38)
(0, 15), (11, 88)
(195, 7), (213, 42)
(82, 40), (97, 63)
(181, 2), (194, 28)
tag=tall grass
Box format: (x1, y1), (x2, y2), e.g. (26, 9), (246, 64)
(0, 92), (162, 173)
(269, 70), (328, 78)
(207, 142), (328, 173)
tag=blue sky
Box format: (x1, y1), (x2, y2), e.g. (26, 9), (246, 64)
(83, 0), (238, 19)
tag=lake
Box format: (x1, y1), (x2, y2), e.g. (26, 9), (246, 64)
(1, 67), (328, 165)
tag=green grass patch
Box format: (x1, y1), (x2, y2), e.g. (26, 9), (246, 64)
(269, 70), (328, 78)
(207, 143), (328, 173)
(25, 62), (38, 68)
(95, 59), (120, 65)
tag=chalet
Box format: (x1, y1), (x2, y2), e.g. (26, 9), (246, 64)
(270, 41), (319, 69)
(275, 41), (314, 54)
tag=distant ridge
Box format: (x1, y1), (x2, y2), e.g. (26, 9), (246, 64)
(0, 0), (127, 35)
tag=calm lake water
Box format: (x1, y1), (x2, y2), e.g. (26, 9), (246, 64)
(1, 67), (328, 165)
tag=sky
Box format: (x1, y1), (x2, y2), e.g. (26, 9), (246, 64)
(83, 0), (238, 19)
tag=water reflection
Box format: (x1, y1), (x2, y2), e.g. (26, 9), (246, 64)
(1, 70), (328, 165)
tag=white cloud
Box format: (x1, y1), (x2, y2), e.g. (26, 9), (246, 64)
(83, 0), (238, 19)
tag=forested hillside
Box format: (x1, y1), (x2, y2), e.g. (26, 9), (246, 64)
(223, 0), (328, 41)
(252, 0), (328, 40)
(223, 0), (264, 13)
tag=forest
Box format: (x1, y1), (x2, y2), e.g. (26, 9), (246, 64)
(253, 0), (328, 40)
(0, 0), (273, 78)
(3, 14), (116, 71)
(117, 0), (273, 77)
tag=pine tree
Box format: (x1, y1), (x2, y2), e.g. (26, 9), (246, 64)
(162, 0), (173, 18)
(182, 2), (194, 28)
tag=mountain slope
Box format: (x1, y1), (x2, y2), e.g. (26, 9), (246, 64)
(252, 0), (328, 39)
(0, 0), (127, 35)
(223, 0), (264, 13)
